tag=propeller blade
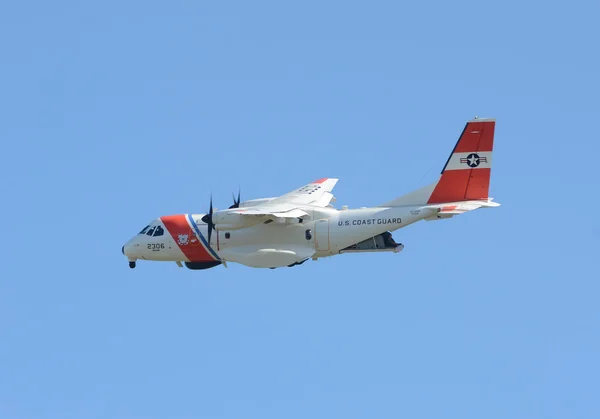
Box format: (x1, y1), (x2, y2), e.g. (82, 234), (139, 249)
(201, 195), (215, 245)
(207, 195), (213, 244)
(229, 188), (241, 209)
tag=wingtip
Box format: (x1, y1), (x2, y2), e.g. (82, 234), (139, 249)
(312, 178), (339, 184)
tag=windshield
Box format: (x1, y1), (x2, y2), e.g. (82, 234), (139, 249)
(139, 222), (164, 237)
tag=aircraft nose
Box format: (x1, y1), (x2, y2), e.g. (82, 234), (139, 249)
(122, 240), (136, 258)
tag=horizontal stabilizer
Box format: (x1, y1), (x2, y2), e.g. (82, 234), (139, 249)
(421, 199), (500, 220)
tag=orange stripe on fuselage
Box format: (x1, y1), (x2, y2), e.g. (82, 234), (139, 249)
(161, 215), (215, 262)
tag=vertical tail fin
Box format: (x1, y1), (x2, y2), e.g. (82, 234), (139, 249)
(427, 117), (495, 204)
(381, 118), (496, 207)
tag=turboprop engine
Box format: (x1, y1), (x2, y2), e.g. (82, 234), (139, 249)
(199, 192), (267, 244)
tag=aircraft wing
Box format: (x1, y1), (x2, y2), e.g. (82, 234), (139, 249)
(232, 205), (309, 219)
(269, 178), (339, 207)
(227, 178), (338, 220)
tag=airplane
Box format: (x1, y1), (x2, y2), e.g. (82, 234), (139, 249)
(122, 117), (499, 270)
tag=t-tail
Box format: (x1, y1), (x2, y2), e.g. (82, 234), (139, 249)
(382, 117), (500, 213)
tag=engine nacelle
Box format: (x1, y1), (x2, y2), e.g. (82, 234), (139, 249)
(213, 211), (264, 231)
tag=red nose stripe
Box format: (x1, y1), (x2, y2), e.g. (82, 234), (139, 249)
(161, 215), (214, 262)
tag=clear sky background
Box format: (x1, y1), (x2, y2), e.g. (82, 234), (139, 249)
(1, 1), (599, 418)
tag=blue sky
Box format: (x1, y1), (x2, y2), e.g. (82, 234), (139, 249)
(1, 1), (599, 418)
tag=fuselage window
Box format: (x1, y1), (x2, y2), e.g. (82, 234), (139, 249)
(225, 232), (231, 239)
(305, 229), (312, 240)
(153, 226), (164, 237)
(139, 225), (150, 235)
(146, 226), (156, 236)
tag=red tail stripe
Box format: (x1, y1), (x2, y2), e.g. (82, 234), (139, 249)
(454, 121), (495, 153)
(428, 169), (490, 203)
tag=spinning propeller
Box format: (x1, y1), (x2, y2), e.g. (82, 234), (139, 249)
(201, 189), (242, 244)
(200, 195), (216, 244)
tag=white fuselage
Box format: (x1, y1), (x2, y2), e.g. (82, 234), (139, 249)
(122, 205), (435, 269)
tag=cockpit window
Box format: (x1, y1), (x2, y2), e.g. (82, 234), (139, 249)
(153, 226), (164, 237)
(146, 226), (156, 236)
(139, 225), (150, 235)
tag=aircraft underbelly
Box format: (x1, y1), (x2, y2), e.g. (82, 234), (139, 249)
(219, 245), (315, 268)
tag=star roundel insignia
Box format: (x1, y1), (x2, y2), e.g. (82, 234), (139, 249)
(460, 153), (488, 168)
(466, 153), (481, 167)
